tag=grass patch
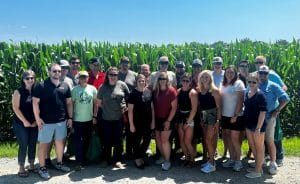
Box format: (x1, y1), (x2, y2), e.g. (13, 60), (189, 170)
(1, 137), (300, 158)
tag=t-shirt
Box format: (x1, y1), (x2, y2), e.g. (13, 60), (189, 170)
(149, 71), (177, 88)
(71, 84), (97, 122)
(33, 78), (71, 124)
(221, 80), (245, 117)
(153, 87), (177, 118)
(61, 76), (74, 90)
(88, 71), (105, 90)
(128, 88), (152, 126)
(97, 81), (130, 121)
(244, 91), (267, 130)
(212, 70), (224, 88)
(118, 70), (137, 92)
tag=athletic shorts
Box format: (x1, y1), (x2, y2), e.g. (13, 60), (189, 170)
(155, 117), (174, 131)
(38, 121), (67, 143)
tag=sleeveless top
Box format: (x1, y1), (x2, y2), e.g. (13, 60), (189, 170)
(14, 87), (35, 124)
(198, 90), (216, 110)
(178, 88), (192, 111)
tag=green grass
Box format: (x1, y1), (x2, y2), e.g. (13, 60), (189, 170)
(1, 137), (299, 158)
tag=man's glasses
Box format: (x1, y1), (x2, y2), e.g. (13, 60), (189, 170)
(71, 62), (80, 65)
(255, 61), (264, 64)
(258, 71), (269, 75)
(239, 65), (248, 68)
(52, 70), (61, 73)
(159, 61), (169, 65)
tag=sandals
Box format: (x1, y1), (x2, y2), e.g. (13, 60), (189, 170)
(17, 171), (29, 177)
(28, 167), (38, 173)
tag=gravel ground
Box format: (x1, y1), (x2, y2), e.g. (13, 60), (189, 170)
(0, 156), (299, 184)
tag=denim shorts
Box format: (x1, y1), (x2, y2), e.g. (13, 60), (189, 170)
(38, 121), (67, 143)
(265, 117), (276, 142)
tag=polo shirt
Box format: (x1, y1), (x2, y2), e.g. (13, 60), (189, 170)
(33, 78), (71, 124)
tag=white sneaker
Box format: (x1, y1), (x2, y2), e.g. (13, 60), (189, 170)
(233, 161), (243, 172)
(155, 157), (165, 165)
(161, 161), (171, 171)
(201, 162), (216, 173)
(222, 159), (235, 168)
(245, 171), (262, 178)
(269, 162), (278, 175)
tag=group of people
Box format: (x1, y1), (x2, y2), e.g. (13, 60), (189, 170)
(12, 55), (289, 180)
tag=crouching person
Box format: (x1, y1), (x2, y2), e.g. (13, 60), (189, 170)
(33, 64), (73, 180)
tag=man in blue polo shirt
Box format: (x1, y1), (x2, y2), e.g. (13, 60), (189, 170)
(258, 65), (289, 175)
(33, 63), (73, 180)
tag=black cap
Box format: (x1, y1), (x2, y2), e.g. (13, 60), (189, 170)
(89, 57), (99, 64)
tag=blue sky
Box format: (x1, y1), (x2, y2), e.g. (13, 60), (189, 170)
(1, 0), (300, 44)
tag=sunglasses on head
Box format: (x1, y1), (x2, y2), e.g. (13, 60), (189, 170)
(258, 71), (269, 75)
(52, 70), (61, 73)
(25, 77), (34, 80)
(248, 80), (257, 84)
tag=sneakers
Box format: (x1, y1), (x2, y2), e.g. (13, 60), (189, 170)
(38, 167), (50, 180)
(115, 161), (126, 169)
(201, 162), (216, 173)
(54, 162), (70, 172)
(233, 161), (243, 172)
(161, 161), (171, 171)
(155, 157), (165, 165)
(276, 159), (283, 167)
(245, 171), (262, 178)
(249, 159), (267, 168)
(222, 159), (235, 168)
(201, 162), (209, 168)
(247, 168), (263, 174)
(269, 162), (278, 175)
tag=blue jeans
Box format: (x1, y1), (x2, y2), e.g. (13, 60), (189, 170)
(101, 119), (123, 163)
(13, 120), (38, 166)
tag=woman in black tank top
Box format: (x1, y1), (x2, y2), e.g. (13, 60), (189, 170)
(12, 70), (38, 177)
(177, 73), (198, 167)
(197, 70), (221, 173)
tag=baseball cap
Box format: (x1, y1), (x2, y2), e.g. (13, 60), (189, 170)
(78, 70), (89, 77)
(89, 57), (99, 64)
(58, 60), (70, 67)
(212, 57), (223, 64)
(192, 59), (203, 66)
(159, 56), (169, 63)
(258, 65), (270, 73)
(175, 61), (185, 68)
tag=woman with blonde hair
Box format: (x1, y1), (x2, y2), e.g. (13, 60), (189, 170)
(153, 72), (177, 171)
(197, 70), (221, 173)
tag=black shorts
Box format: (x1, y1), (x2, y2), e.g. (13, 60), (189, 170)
(221, 116), (245, 131)
(155, 117), (174, 131)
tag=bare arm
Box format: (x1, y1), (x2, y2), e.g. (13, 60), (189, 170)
(66, 97), (73, 128)
(256, 111), (266, 130)
(186, 89), (198, 124)
(32, 97), (43, 130)
(93, 98), (98, 124)
(128, 103), (135, 133)
(12, 90), (31, 127)
(230, 90), (244, 123)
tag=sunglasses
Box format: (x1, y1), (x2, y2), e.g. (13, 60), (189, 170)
(108, 73), (118, 77)
(71, 62), (80, 64)
(192, 65), (202, 68)
(158, 77), (167, 81)
(248, 81), (257, 84)
(121, 61), (129, 64)
(61, 66), (69, 70)
(52, 70), (61, 73)
(239, 65), (248, 68)
(176, 65), (184, 68)
(255, 61), (264, 64)
(182, 79), (190, 83)
(159, 61), (169, 65)
(258, 71), (269, 75)
(213, 62), (222, 65)
(25, 77), (34, 80)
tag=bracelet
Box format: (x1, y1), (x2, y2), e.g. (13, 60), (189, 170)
(255, 128), (261, 132)
(216, 119), (220, 123)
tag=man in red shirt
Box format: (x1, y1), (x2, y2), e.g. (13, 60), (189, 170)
(88, 57), (105, 89)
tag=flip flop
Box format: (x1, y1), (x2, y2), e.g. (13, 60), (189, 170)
(17, 171), (29, 177)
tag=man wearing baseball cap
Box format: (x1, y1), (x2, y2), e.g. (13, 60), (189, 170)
(175, 61), (186, 89)
(88, 57), (105, 90)
(211, 56), (224, 88)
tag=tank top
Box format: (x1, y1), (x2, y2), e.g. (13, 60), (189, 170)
(198, 90), (216, 110)
(178, 88), (192, 111)
(14, 87), (35, 124)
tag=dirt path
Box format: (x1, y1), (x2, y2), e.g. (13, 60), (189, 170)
(0, 157), (299, 184)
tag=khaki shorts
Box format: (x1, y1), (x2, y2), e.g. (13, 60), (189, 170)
(265, 117), (276, 142)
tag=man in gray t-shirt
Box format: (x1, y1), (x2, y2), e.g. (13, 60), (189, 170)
(211, 56), (224, 88)
(118, 56), (137, 92)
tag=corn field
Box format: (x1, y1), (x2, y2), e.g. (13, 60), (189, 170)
(0, 39), (299, 140)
